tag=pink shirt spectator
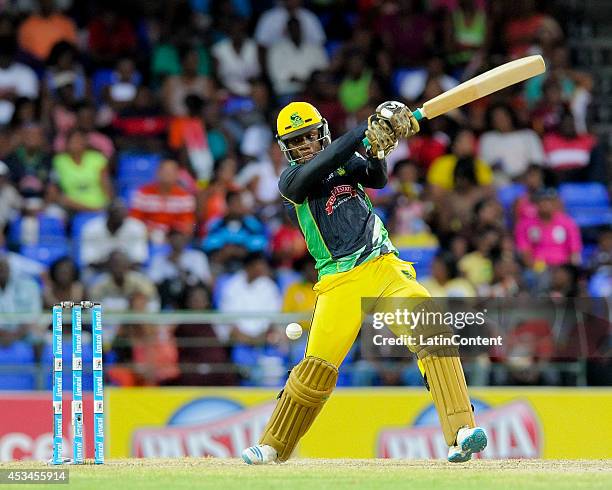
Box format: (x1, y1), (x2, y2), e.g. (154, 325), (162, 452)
(515, 211), (582, 266)
(515, 195), (538, 221)
(54, 131), (115, 159)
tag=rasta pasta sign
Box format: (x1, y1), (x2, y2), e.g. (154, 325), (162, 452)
(104, 388), (612, 461)
(2, 389), (611, 461)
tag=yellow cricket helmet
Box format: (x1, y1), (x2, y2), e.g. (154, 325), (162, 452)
(276, 101), (331, 164)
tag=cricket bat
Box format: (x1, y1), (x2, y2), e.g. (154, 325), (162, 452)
(412, 55), (546, 121)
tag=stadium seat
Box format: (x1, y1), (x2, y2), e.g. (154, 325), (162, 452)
(8, 215), (66, 247)
(560, 182), (609, 208)
(21, 241), (70, 266)
(276, 269), (301, 295)
(566, 206), (612, 228)
(497, 184), (526, 212)
(212, 273), (233, 309)
(0, 341), (36, 390)
(116, 152), (162, 203)
(398, 247), (439, 279)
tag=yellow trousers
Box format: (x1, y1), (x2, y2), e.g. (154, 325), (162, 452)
(306, 253), (430, 367)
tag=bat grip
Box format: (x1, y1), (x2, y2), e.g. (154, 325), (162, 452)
(412, 108), (424, 121)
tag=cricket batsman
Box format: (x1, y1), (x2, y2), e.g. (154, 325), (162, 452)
(241, 101), (487, 464)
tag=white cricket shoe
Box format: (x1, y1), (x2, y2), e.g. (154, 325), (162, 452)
(447, 426), (487, 463)
(241, 444), (278, 465)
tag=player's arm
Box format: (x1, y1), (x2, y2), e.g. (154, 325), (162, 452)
(345, 152), (388, 189)
(278, 121), (370, 203)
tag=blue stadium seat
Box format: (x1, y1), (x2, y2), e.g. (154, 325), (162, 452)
(560, 183), (609, 208)
(398, 247), (439, 279)
(566, 206), (612, 228)
(91, 69), (114, 103)
(0, 341), (36, 390)
(116, 152), (162, 203)
(276, 269), (301, 295)
(497, 184), (526, 212)
(212, 273), (234, 309)
(8, 215), (66, 246)
(21, 241), (70, 266)
(392, 68), (421, 97)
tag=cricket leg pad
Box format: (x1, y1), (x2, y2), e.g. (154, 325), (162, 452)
(259, 356), (338, 462)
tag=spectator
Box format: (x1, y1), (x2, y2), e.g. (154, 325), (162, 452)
(80, 199), (149, 270)
(129, 159), (196, 242)
(421, 251), (476, 296)
(17, 0), (77, 63)
(282, 255), (317, 329)
(267, 16), (328, 102)
(458, 226), (499, 290)
(531, 77), (565, 135)
(167, 94), (214, 184)
(90, 250), (159, 312)
(254, 0), (326, 50)
(479, 103), (545, 181)
(399, 55), (459, 103)
(338, 50), (372, 114)
(211, 17), (261, 97)
(148, 228), (212, 309)
(203, 191), (268, 269)
(112, 87), (168, 148)
(5, 124), (51, 199)
(235, 142), (285, 206)
(45, 41), (87, 103)
(443, 0), (488, 73)
(162, 46), (215, 116)
(42, 256), (85, 309)
(0, 161), (22, 230)
(515, 187), (582, 268)
(171, 284), (238, 386)
(199, 157), (240, 225)
(54, 102), (115, 159)
(514, 164), (554, 221)
(427, 128), (493, 196)
(87, 4), (137, 65)
(51, 129), (112, 212)
(542, 111), (604, 183)
(0, 36), (39, 126)
(0, 254), (42, 343)
(488, 256), (522, 297)
(374, 0), (434, 67)
(302, 70), (347, 137)
(103, 57), (141, 111)
(271, 212), (307, 269)
(587, 228), (612, 274)
(219, 252), (282, 344)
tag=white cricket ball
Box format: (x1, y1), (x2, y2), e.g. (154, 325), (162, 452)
(285, 322), (303, 340)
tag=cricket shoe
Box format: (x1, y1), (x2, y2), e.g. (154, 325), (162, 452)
(447, 426), (488, 463)
(241, 444), (278, 465)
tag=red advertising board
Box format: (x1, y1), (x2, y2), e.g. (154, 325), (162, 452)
(0, 393), (95, 462)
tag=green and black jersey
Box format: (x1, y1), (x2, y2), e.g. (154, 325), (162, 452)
(278, 121), (397, 278)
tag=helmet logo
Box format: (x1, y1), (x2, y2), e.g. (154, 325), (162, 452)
(290, 112), (304, 128)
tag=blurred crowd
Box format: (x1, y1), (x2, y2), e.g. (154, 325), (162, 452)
(0, 0), (610, 389)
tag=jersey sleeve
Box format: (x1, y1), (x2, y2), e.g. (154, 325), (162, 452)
(344, 152), (388, 189)
(278, 121), (369, 203)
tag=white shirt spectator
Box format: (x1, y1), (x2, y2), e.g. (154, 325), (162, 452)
(0, 268), (42, 332)
(267, 39), (328, 96)
(479, 129), (545, 180)
(400, 70), (458, 102)
(0, 62), (39, 124)
(211, 38), (261, 97)
(235, 157), (282, 204)
(219, 270), (281, 340)
(80, 215), (149, 266)
(148, 248), (212, 286)
(255, 6), (326, 48)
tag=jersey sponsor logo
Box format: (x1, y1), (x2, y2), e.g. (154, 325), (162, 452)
(325, 184), (357, 215)
(377, 399), (541, 459)
(401, 269), (415, 280)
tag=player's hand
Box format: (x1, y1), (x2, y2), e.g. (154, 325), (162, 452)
(376, 101), (420, 139)
(365, 115), (398, 159)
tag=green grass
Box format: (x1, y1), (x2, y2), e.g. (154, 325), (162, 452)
(2, 458), (611, 490)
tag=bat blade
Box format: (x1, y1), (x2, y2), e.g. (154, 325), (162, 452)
(413, 55), (545, 121)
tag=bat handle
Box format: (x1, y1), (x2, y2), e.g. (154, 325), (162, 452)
(412, 108), (425, 121)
